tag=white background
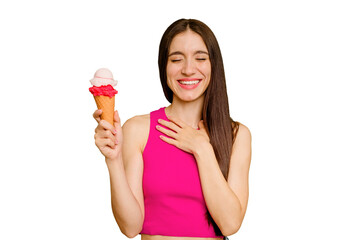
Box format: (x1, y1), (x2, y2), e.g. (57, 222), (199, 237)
(1, 0), (363, 239)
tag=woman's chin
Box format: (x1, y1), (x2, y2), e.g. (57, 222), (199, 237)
(177, 94), (205, 103)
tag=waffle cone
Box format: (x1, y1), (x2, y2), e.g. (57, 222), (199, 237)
(94, 95), (115, 125)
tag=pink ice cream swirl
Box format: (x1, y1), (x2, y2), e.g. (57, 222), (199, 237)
(89, 85), (118, 97)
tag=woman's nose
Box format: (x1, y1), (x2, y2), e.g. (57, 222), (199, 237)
(181, 59), (195, 75)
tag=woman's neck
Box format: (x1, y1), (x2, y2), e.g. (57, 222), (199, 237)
(165, 95), (204, 129)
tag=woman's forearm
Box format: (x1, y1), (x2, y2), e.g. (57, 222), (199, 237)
(194, 143), (244, 236)
(106, 158), (143, 238)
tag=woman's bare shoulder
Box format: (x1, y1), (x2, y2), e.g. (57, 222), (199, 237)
(237, 121), (250, 133)
(237, 121), (251, 137)
(232, 120), (251, 143)
(122, 113), (150, 152)
(233, 122), (251, 153)
(123, 113), (150, 126)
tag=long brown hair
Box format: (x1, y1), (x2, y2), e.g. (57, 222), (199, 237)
(158, 18), (240, 236)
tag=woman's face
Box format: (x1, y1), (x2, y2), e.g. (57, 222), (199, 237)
(166, 29), (211, 102)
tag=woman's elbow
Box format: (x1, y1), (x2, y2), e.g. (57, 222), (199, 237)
(122, 226), (142, 239)
(220, 212), (244, 236)
(124, 231), (139, 239)
(221, 220), (242, 236)
(117, 220), (143, 239)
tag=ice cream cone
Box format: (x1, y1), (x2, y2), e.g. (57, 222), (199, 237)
(89, 68), (118, 125)
(94, 95), (115, 125)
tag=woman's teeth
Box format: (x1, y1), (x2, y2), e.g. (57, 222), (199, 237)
(179, 80), (200, 85)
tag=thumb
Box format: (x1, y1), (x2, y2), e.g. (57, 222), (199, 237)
(113, 111), (122, 147)
(114, 110), (121, 128)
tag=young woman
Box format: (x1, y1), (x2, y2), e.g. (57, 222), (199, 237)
(92, 19), (252, 240)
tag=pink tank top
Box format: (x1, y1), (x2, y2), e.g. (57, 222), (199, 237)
(140, 107), (224, 238)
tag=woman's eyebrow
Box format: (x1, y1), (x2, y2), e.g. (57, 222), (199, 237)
(168, 51), (184, 57)
(168, 50), (209, 57)
(195, 50), (209, 55)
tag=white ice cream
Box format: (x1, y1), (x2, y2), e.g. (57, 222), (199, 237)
(90, 68), (117, 87)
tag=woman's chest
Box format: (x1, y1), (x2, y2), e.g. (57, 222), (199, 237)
(142, 146), (203, 199)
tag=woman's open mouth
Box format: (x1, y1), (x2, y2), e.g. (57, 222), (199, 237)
(177, 78), (202, 89)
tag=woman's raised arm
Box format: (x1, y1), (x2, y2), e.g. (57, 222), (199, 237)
(93, 110), (145, 238)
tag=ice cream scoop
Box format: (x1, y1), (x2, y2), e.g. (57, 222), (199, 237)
(90, 68), (118, 87)
(89, 68), (118, 125)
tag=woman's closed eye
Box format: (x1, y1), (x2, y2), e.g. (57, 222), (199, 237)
(171, 59), (182, 62)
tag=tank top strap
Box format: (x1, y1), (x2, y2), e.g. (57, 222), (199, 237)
(149, 106), (168, 137)
(143, 107), (168, 157)
(150, 106), (168, 125)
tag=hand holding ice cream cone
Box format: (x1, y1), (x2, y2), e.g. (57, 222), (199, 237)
(93, 109), (123, 161)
